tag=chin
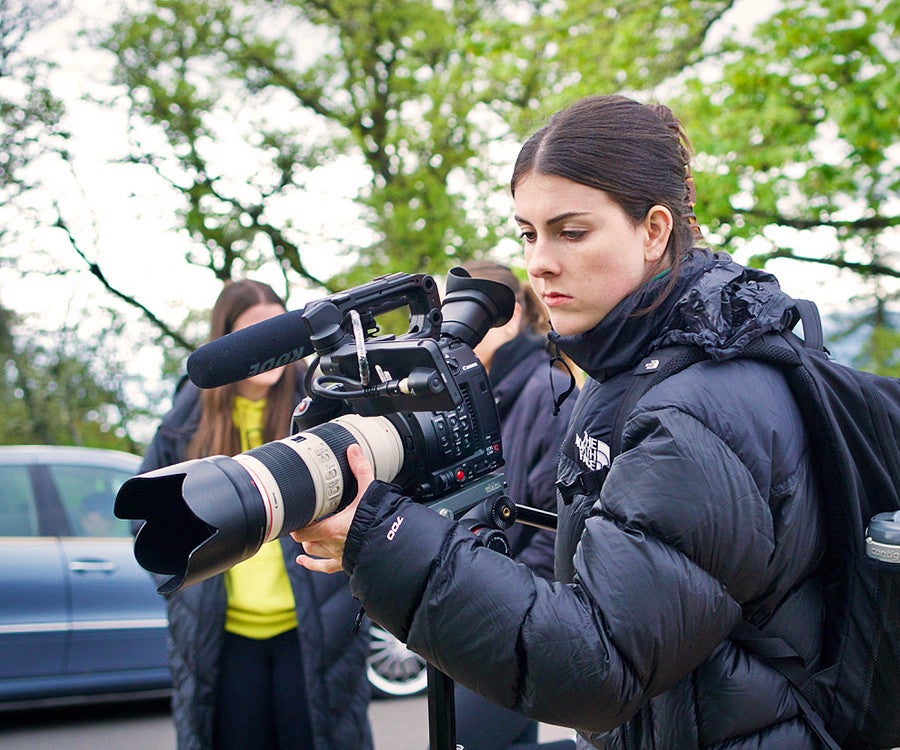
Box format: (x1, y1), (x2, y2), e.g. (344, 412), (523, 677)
(549, 318), (581, 337)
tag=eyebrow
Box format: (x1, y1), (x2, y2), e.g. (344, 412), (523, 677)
(514, 211), (591, 226)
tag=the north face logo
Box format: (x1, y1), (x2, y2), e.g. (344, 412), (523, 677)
(575, 431), (610, 471)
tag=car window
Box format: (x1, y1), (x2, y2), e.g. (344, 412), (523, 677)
(48, 464), (135, 538)
(0, 464), (39, 536)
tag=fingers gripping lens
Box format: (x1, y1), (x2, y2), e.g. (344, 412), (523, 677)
(121, 414), (405, 594)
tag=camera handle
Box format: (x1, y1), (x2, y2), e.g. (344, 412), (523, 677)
(426, 498), (559, 749)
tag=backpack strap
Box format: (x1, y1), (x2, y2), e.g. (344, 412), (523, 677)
(608, 315), (842, 749)
(792, 298), (825, 351)
(731, 621), (841, 750)
(609, 345), (708, 458)
(556, 468), (609, 504)
(610, 299), (824, 458)
(555, 346), (707, 503)
(566, 300), (821, 482)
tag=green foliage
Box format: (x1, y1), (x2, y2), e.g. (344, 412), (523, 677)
(0, 303), (154, 451)
(0, 0), (68, 246)
(670, 0), (898, 374)
(89, 0), (897, 379)
(828, 291), (900, 376)
(507, 0), (737, 126)
(100, 0), (532, 292)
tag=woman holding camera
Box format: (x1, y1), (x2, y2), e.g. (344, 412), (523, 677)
(292, 95), (826, 749)
(140, 279), (372, 750)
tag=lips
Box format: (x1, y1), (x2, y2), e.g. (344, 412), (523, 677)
(542, 292), (572, 307)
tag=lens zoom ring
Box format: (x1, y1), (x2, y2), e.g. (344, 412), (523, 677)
(245, 441), (316, 531)
(308, 422), (358, 509)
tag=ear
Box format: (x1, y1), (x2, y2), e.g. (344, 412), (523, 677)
(643, 205), (673, 264)
(506, 302), (524, 335)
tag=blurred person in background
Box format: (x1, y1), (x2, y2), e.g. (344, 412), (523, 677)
(140, 279), (372, 750)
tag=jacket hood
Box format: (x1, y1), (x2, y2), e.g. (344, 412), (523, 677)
(550, 250), (797, 380)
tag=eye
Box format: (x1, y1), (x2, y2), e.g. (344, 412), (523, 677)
(560, 229), (587, 240)
(518, 229), (536, 242)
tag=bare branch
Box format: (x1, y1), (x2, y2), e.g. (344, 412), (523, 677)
(741, 209), (900, 233)
(753, 248), (900, 279)
(53, 210), (197, 350)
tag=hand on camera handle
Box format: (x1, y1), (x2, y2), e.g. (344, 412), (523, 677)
(292, 443), (374, 574)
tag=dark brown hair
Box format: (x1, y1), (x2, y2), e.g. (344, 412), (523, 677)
(460, 259), (550, 335)
(187, 279), (298, 459)
(511, 94), (703, 309)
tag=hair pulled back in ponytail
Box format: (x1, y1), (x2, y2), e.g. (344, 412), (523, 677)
(511, 95), (703, 309)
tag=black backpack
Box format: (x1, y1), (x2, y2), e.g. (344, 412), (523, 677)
(610, 299), (900, 750)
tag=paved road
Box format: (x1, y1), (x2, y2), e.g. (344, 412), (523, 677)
(0, 694), (576, 749)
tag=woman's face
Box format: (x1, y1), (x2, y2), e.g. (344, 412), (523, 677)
(232, 302), (287, 399)
(515, 172), (670, 337)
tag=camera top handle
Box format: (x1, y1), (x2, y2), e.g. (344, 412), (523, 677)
(308, 268), (515, 416)
(304, 271), (444, 353)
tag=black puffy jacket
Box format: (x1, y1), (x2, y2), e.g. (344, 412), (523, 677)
(140, 380), (373, 750)
(341, 250), (828, 749)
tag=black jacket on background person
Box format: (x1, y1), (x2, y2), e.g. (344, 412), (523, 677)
(338, 250), (827, 749)
(488, 332), (576, 581)
(139, 379), (373, 750)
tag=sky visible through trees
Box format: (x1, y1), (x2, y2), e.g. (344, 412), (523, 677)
(2, 0), (896, 446)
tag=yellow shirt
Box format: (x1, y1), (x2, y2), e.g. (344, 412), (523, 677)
(224, 396), (298, 639)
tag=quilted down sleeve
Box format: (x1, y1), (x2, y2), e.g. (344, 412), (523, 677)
(342, 406), (763, 734)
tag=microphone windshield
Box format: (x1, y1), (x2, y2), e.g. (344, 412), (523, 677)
(186, 309), (313, 388)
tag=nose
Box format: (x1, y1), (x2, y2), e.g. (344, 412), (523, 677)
(525, 235), (559, 278)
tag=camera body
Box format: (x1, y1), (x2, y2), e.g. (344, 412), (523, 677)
(115, 268), (516, 594)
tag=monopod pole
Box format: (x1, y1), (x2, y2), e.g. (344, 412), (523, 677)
(425, 502), (558, 750)
(427, 664), (458, 750)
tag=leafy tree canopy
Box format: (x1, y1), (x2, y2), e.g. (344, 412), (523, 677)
(0, 0), (68, 246)
(6, 0), (896, 386)
(670, 0), (898, 373)
(101, 0), (543, 290)
(0, 302), (153, 451)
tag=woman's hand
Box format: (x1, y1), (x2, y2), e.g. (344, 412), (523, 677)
(291, 443), (374, 574)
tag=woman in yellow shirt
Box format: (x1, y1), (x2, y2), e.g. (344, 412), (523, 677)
(140, 279), (372, 750)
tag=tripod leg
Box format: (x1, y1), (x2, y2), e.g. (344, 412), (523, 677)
(427, 664), (459, 750)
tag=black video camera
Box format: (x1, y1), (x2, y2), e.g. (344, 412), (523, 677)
(115, 268), (517, 594)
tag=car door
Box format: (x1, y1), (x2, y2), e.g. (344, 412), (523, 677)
(0, 462), (69, 688)
(49, 460), (169, 678)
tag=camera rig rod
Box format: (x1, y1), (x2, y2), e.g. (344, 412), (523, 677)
(513, 504), (559, 531)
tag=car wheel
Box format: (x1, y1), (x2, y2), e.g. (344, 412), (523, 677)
(366, 623), (428, 698)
